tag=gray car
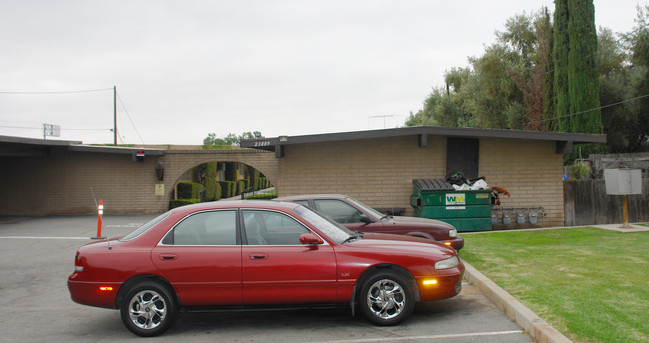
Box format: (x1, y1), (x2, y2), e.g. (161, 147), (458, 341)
(275, 194), (463, 250)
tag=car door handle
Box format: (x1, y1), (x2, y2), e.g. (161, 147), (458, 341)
(249, 253), (268, 260)
(159, 254), (178, 261)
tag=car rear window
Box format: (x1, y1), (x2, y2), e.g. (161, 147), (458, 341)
(120, 212), (170, 241)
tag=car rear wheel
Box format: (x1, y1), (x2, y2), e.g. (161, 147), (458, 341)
(119, 281), (177, 337)
(359, 270), (415, 326)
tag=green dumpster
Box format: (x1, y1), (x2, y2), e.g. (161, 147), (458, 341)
(410, 179), (492, 232)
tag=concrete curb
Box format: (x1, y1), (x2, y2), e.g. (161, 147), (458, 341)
(462, 260), (572, 343)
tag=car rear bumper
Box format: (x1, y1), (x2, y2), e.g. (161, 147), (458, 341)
(67, 276), (121, 309)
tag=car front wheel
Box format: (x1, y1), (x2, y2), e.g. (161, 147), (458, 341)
(120, 281), (177, 337)
(359, 270), (415, 326)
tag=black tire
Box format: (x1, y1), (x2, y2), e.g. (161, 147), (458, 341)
(119, 281), (178, 337)
(358, 270), (415, 326)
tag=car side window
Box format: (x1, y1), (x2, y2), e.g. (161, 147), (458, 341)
(242, 210), (310, 245)
(314, 199), (365, 224)
(293, 200), (310, 207)
(163, 210), (237, 245)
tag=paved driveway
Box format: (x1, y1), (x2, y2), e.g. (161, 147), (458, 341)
(0, 215), (532, 342)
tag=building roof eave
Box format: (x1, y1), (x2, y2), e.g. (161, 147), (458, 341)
(240, 126), (607, 152)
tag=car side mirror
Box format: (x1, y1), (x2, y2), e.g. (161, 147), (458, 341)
(299, 233), (324, 245)
(359, 214), (372, 225)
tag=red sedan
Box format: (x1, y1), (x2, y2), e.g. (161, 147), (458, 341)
(275, 194), (464, 250)
(68, 200), (464, 337)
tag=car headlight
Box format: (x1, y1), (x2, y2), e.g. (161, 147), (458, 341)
(449, 229), (457, 238)
(434, 256), (459, 269)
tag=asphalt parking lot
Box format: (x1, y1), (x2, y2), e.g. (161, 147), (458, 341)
(0, 215), (532, 343)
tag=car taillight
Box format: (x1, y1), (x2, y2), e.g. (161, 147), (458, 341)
(74, 253), (84, 272)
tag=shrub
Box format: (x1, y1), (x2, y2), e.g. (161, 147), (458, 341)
(258, 177), (271, 189)
(251, 170), (260, 190)
(204, 162), (218, 201)
(213, 182), (222, 201)
(236, 180), (247, 195)
(241, 179), (250, 191)
(570, 162), (592, 179)
(244, 190), (277, 200)
(217, 181), (236, 198)
(225, 162), (237, 181)
(176, 181), (201, 199)
(169, 199), (200, 209)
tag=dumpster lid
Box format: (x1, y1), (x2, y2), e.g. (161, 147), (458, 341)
(413, 179), (455, 191)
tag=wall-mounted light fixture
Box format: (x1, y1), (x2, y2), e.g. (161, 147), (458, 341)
(155, 164), (165, 181)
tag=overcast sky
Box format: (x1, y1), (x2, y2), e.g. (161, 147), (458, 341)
(0, 0), (644, 145)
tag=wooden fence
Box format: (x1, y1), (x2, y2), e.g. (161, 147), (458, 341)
(564, 179), (649, 226)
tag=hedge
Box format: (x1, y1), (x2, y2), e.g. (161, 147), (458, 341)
(176, 181), (201, 199)
(225, 162), (237, 181)
(236, 180), (247, 195)
(258, 177), (271, 189)
(217, 181), (236, 198)
(244, 190), (277, 200)
(169, 198), (201, 209)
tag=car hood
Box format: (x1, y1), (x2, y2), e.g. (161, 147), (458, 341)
(352, 232), (456, 255)
(387, 216), (455, 230)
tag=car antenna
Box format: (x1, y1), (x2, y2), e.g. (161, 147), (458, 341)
(90, 187), (112, 250)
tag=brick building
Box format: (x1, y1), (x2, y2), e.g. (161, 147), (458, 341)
(1, 127), (605, 228)
(241, 126), (606, 227)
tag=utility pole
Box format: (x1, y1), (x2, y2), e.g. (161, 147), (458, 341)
(113, 85), (117, 146)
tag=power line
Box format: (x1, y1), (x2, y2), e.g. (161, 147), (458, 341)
(0, 124), (112, 131)
(0, 85), (143, 145)
(530, 93), (649, 124)
(0, 88), (113, 95)
(116, 91), (145, 144)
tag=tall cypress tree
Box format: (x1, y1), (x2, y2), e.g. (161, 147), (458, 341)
(553, 0), (571, 131)
(567, 0), (602, 133)
(542, 8), (556, 131)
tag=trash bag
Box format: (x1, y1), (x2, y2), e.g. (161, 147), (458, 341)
(446, 171), (467, 186)
(470, 179), (488, 190)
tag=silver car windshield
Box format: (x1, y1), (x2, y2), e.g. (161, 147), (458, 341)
(293, 205), (354, 244)
(346, 197), (386, 220)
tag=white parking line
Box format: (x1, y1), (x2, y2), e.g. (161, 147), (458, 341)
(0, 236), (91, 240)
(324, 330), (524, 343)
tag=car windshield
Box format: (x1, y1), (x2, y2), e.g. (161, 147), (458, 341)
(293, 205), (355, 244)
(346, 197), (386, 220)
(120, 212), (170, 241)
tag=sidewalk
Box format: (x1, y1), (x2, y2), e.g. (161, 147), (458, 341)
(591, 222), (649, 233)
(222, 187), (276, 201)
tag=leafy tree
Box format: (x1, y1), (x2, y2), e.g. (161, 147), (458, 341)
(405, 68), (472, 127)
(406, 4), (647, 155)
(203, 131), (263, 149)
(623, 5), (649, 151)
(505, 10), (553, 131)
(598, 28), (634, 152)
(460, 45), (524, 129)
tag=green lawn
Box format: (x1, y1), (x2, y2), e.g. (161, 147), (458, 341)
(459, 227), (649, 343)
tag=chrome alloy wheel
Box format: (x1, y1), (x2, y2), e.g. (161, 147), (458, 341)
(128, 290), (167, 330)
(366, 278), (406, 320)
